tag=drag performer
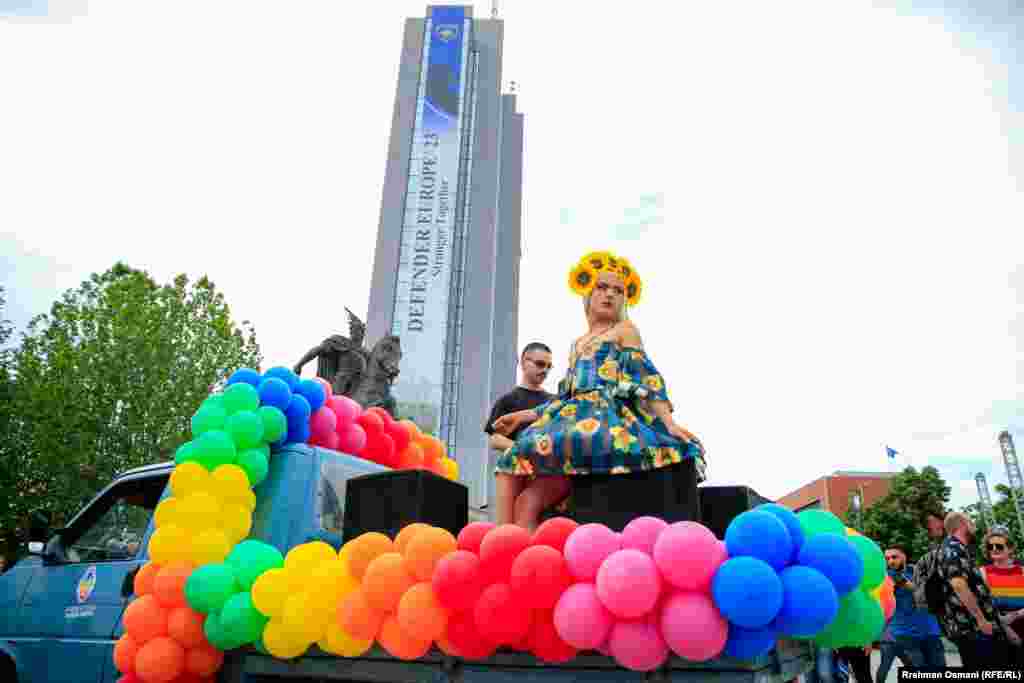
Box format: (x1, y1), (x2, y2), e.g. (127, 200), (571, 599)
(492, 251), (706, 531)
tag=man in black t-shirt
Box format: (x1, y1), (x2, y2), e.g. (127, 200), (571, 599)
(485, 342), (555, 454)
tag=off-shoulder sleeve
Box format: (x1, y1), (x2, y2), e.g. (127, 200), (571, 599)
(613, 347), (672, 409)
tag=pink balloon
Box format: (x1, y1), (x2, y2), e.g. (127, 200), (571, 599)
(337, 423), (367, 454)
(660, 591), (728, 661)
(696, 541), (729, 593)
(596, 549), (662, 619)
(309, 430), (340, 450)
(608, 617), (670, 672)
(327, 395), (361, 429)
(620, 516), (669, 556)
(553, 583), (614, 650)
(310, 406), (338, 438)
(314, 377), (333, 400)
(564, 524), (620, 582)
(653, 522), (723, 591)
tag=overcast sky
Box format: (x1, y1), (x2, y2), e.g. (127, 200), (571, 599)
(3, 0), (1022, 511)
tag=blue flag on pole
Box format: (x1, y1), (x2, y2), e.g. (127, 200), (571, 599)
(886, 446), (898, 460)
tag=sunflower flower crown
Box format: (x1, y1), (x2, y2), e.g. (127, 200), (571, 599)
(568, 251), (643, 306)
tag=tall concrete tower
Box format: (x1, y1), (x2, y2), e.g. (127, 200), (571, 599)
(365, 5), (524, 514)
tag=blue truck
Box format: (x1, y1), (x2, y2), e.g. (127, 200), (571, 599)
(0, 445), (813, 682)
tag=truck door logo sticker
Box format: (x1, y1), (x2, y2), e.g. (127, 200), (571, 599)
(77, 565), (97, 603)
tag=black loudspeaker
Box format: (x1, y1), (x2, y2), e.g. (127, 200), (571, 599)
(569, 458), (701, 532)
(342, 469), (469, 542)
(698, 485), (773, 540)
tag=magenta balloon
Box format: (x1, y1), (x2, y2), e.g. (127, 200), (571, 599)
(660, 591), (728, 661)
(337, 422), (367, 454)
(314, 377), (333, 400)
(608, 618), (670, 672)
(653, 521), (723, 591)
(596, 550), (662, 619)
(620, 516), (669, 556)
(564, 524), (621, 582)
(327, 396), (361, 429)
(553, 583), (614, 650)
(309, 406), (338, 438)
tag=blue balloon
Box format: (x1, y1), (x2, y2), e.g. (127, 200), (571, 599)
(725, 510), (794, 571)
(284, 394), (311, 428)
(723, 623), (778, 661)
(756, 503), (805, 564)
(257, 377), (292, 412)
(712, 556), (784, 629)
(797, 532), (864, 596)
(227, 368), (262, 388)
(264, 366), (299, 392)
(285, 422), (311, 445)
(772, 566), (839, 638)
(296, 379), (326, 414)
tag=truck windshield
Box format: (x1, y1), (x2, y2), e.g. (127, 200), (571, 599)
(65, 473), (167, 564)
(317, 451), (388, 537)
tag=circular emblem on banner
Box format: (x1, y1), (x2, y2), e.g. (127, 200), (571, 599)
(77, 565), (97, 603)
(436, 24), (458, 42)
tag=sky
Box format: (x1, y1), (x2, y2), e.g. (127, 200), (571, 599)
(2, 0), (1022, 511)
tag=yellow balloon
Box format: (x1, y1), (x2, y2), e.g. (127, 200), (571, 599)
(262, 618), (312, 660)
(240, 487), (257, 513)
(169, 462), (212, 498)
(176, 492), (223, 533)
(189, 528), (232, 565)
(222, 503), (252, 545)
(845, 527), (862, 537)
(282, 591), (331, 644)
(148, 524), (191, 564)
(442, 458), (459, 481)
(320, 621), (373, 657)
(252, 568), (294, 618)
(285, 541), (339, 575)
(309, 558), (359, 602)
(153, 497), (180, 529)
(211, 464), (251, 503)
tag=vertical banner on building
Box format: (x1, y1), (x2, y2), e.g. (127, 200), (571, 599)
(391, 6), (471, 435)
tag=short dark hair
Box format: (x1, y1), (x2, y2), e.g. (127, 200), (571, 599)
(885, 544), (909, 558)
(521, 342), (551, 358)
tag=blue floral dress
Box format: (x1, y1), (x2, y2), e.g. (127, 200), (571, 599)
(495, 341), (706, 480)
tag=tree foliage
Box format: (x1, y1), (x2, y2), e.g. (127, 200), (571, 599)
(0, 264), (261, 562)
(964, 483), (1024, 557)
(857, 466), (951, 562)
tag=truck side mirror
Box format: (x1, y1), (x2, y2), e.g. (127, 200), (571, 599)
(27, 542), (44, 555)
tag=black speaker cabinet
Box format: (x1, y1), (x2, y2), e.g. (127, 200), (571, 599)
(342, 469), (469, 542)
(569, 458), (701, 532)
(698, 485), (773, 540)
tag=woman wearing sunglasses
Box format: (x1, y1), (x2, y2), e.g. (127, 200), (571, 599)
(980, 526), (1024, 666)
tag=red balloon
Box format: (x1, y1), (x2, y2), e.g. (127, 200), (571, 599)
(529, 608), (578, 664)
(432, 550), (485, 611)
(479, 524), (531, 584)
(355, 411), (385, 436)
(532, 517), (580, 553)
(457, 522), (496, 555)
(386, 421), (411, 454)
(366, 407), (395, 427)
(366, 433), (397, 468)
(510, 545), (572, 609)
(474, 583), (533, 645)
(446, 609), (498, 660)
(397, 442), (424, 470)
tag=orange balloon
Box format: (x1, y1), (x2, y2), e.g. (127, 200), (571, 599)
(134, 636), (185, 683)
(395, 523), (431, 557)
(419, 437), (444, 468)
(436, 634), (461, 657)
(134, 562), (161, 597)
(378, 614), (433, 661)
(399, 419), (421, 441)
(427, 457), (447, 477)
(346, 532), (396, 581)
(398, 442), (424, 470)
(397, 582), (449, 642)
(337, 588), (386, 641)
(153, 562), (195, 609)
(185, 642), (225, 677)
(113, 633), (139, 674)
(404, 527), (457, 582)
(363, 553), (415, 614)
(167, 607), (207, 649)
(123, 595), (170, 644)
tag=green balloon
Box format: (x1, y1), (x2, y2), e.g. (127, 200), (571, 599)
(254, 638), (269, 655)
(194, 429), (237, 470)
(204, 609), (245, 650)
(192, 404), (227, 438)
(224, 382), (260, 416)
(258, 406), (288, 444)
(797, 510), (846, 539)
(857, 592), (886, 644)
(174, 440), (198, 466)
(236, 449), (270, 488)
(221, 592), (269, 644)
(227, 410), (264, 450)
(847, 535), (886, 590)
(227, 540), (284, 590)
(204, 393), (228, 412)
(184, 563), (239, 615)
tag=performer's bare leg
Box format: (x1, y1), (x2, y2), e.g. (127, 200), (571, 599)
(495, 473), (526, 526)
(514, 475), (571, 532)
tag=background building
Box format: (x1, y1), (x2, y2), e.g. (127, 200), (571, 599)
(778, 470), (896, 518)
(365, 5), (523, 515)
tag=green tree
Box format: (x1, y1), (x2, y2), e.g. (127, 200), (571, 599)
(964, 483), (1024, 557)
(0, 264), (261, 562)
(856, 466), (951, 561)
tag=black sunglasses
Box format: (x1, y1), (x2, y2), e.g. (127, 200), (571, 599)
(988, 543), (1007, 552)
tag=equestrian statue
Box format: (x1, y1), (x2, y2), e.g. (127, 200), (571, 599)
(293, 308), (403, 418)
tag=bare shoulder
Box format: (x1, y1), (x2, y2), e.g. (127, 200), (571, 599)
(617, 319), (643, 348)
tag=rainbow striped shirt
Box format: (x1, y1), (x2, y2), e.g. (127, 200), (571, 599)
(982, 563), (1024, 612)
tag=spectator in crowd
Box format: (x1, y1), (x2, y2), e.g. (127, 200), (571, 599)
(875, 544), (945, 682)
(979, 525), (1024, 666)
(835, 646), (869, 683)
(937, 512), (1019, 668)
